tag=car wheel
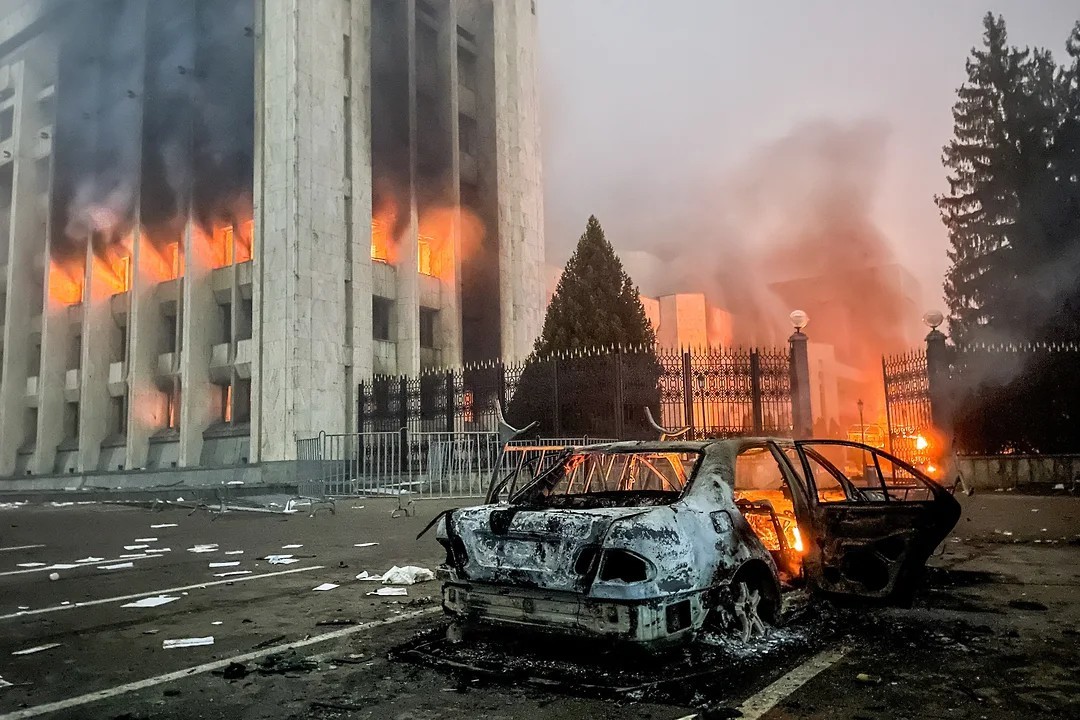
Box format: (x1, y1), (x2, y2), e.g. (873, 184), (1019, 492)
(716, 578), (774, 643)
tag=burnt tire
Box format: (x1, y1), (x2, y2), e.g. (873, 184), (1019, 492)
(713, 572), (779, 643)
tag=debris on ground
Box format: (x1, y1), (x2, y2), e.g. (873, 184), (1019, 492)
(381, 566), (435, 585)
(312, 583), (339, 591)
(252, 635), (287, 649)
(16, 562), (46, 568)
(257, 650), (318, 675)
(134, 538), (158, 543)
(150, 524), (178, 529)
(208, 562), (241, 568)
(355, 571), (382, 581)
(162, 637), (215, 649)
(354, 542), (379, 548)
(265, 554), (300, 564)
(122, 596), (180, 608)
(224, 550), (244, 555)
(368, 587), (408, 597)
(1007, 599), (1049, 611)
(282, 544), (303, 549)
(316, 618), (356, 627)
(220, 662), (248, 680)
(187, 545), (219, 554)
(11, 643), (62, 656)
(855, 673), (883, 684)
(98, 562), (134, 570)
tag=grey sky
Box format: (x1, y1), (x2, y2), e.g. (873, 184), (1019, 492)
(537, 0), (1080, 310)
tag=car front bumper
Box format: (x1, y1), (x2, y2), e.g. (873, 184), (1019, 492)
(442, 581), (707, 646)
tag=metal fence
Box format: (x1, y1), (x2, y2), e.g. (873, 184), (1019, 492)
(296, 431), (621, 502)
(358, 345), (795, 442)
(881, 349), (934, 464)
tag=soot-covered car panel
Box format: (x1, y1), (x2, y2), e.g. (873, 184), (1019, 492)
(435, 438), (960, 646)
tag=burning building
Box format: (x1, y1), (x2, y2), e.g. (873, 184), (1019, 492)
(0, 0), (544, 477)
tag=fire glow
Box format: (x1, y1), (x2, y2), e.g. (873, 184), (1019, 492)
(371, 202), (485, 280)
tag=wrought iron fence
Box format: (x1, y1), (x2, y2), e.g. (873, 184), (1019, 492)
(359, 346), (795, 442)
(881, 350), (933, 465)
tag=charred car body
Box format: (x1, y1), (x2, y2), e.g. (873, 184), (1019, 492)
(433, 438), (960, 646)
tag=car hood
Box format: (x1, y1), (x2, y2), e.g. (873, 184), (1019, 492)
(446, 505), (656, 593)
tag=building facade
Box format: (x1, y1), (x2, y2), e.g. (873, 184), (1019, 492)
(0, 0), (544, 477)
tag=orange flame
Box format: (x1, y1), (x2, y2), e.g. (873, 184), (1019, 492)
(48, 260), (84, 307)
(416, 205), (485, 279)
(372, 200), (399, 265)
(89, 236), (134, 298)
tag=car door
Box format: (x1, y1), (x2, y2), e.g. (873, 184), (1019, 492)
(792, 440), (961, 599)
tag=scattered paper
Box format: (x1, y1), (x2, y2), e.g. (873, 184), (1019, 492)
(76, 557), (105, 563)
(226, 480), (244, 486)
(353, 543), (379, 548)
(350, 506), (366, 510)
(381, 565), (435, 585)
(211, 621), (223, 626)
(208, 562), (240, 568)
(47, 564), (78, 570)
(281, 544), (304, 549)
(1054, 483), (1065, 490)
(119, 554), (151, 560)
(367, 587), (407, 597)
(122, 595), (180, 609)
(224, 550), (244, 555)
(162, 637), (214, 649)
(98, 562), (134, 570)
(12, 643), (61, 656)
(187, 545), (219, 553)
(264, 554), (297, 564)
(213, 570), (253, 577)
(17, 606), (29, 610)
(146, 548), (172, 553)
(0, 675), (13, 689)
(135, 538), (158, 543)
(150, 524), (178, 529)
(355, 571), (383, 581)
(16, 563), (46, 568)
(312, 583), (339, 591)
(124, 545), (149, 551)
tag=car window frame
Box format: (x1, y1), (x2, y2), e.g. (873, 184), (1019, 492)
(794, 440), (940, 505)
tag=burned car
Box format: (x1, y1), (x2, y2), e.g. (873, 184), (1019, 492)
(433, 438), (960, 646)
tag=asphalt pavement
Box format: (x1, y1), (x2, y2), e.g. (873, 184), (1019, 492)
(0, 491), (1076, 719)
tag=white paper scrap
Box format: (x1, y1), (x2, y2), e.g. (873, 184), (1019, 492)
(135, 538), (158, 543)
(12, 643), (61, 656)
(187, 545), (219, 553)
(76, 557), (105, 563)
(355, 571), (383, 581)
(353, 542), (379, 548)
(208, 562), (240, 568)
(98, 562), (134, 570)
(381, 565), (435, 585)
(264, 554), (296, 564)
(46, 564), (78, 570)
(17, 606), (29, 610)
(0, 675), (13, 688)
(162, 636), (214, 649)
(224, 550), (244, 555)
(366, 586), (407, 597)
(124, 545), (149, 551)
(122, 595), (180, 608)
(312, 583), (339, 591)
(16, 563), (46, 568)
(211, 621), (223, 625)
(119, 554), (151, 560)
(150, 524), (178, 529)
(281, 544), (303, 549)
(212, 571), (253, 577)
(146, 548), (172, 553)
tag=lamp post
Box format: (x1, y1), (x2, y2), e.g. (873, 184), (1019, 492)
(788, 310), (812, 439)
(857, 398), (865, 444)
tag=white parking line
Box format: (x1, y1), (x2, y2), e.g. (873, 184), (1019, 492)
(0, 566), (325, 622)
(0, 607), (439, 720)
(0, 545), (46, 553)
(673, 646), (847, 720)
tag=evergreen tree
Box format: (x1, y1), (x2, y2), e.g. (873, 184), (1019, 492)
(507, 216), (659, 439)
(535, 215), (656, 354)
(937, 14), (1034, 342)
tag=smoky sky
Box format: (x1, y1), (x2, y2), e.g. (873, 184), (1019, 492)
(537, 0), (1080, 338)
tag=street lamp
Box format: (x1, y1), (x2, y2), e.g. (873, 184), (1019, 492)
(857, 399), (865, 443)
(922, 310), (944, 330)
(789, 310), (809, 334)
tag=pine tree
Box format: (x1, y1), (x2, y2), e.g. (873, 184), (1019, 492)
(535, 215), (656, 354)
(937, 14), (1032, 342)
(507, 216), (659, 438)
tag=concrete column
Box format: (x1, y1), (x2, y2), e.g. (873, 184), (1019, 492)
(395, 0), (420, 376)
(178, 220), (217, 466)
(77, 243), (114, 472)
(440, 0), (463, 367)
(126, 231), (167, 469)
(0, 59), (49, 475)
(789, 329), (812, 439)
(256, 0), (349, 461)
(926, 329), (951, 434)
(347, 0), (374, 426)
(493, 0), (544, 362)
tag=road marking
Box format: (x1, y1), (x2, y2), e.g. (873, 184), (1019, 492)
(737, 646), (847, 719)
(0, 566), (325, 622)
(0, 553), (162, 578)
(0, 545), (45, 553)
(0, 607), (439, 720)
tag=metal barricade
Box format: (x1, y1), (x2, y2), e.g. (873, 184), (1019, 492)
(405, 431), (502, 499)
